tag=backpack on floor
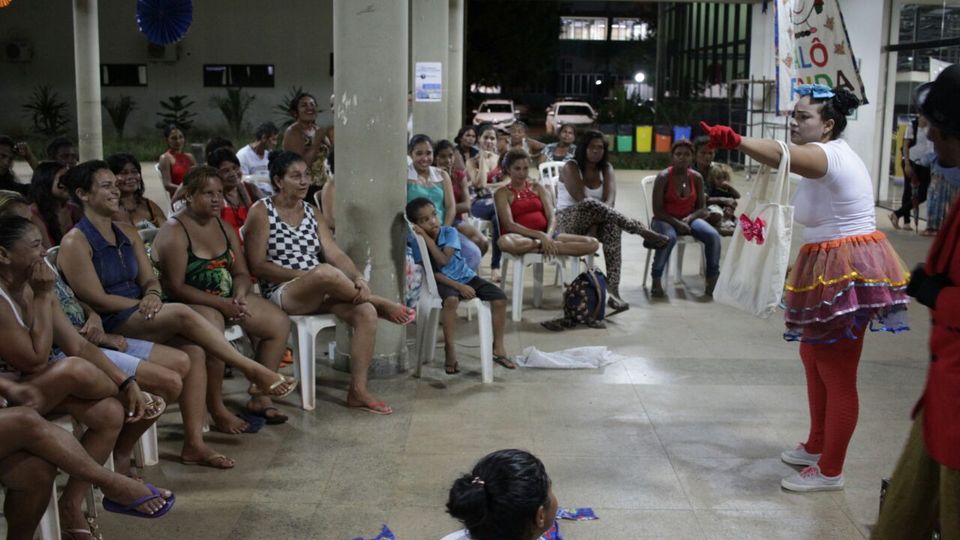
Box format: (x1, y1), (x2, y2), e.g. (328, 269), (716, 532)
(562, 269), (608, 326)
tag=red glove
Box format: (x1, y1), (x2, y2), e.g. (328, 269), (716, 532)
(699, 122), (742, 150)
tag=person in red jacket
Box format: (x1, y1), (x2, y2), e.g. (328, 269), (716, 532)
(872, 64), (960, 540)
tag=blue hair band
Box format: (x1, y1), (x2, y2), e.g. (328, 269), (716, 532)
(796, 84), (835, 99)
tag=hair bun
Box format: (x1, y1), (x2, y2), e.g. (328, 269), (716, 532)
(832, 88), (860, 116)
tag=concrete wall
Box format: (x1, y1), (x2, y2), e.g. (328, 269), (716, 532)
(0, 0), (334, 138)
(748, 0), (893, 189)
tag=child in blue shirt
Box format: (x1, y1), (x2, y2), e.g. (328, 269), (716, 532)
(406, 198), (514, 373)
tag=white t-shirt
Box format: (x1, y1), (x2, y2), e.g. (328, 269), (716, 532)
(791, 139), (875, 243)
(236, 144), (270, 176)
(905, 124), (934, 166)
(556, 166), (604, 210)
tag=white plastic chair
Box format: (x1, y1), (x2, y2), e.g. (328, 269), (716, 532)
(537, 160), (564, 202)
(407, 222), (493, 383)
(288, 314), (338, 410)
(638, 175), (706, 289)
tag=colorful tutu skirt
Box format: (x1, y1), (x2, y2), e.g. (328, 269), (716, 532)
(782, 231), (910, 343)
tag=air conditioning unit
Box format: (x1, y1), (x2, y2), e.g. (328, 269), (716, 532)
(146, 42), (179, 63)
(4, 41), (32, 63)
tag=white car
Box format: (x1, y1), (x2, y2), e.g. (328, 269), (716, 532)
(545, 101), (597, 135)
(472, 99), (517, 128)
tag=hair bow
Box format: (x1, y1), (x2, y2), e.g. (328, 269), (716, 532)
(795, 84), (835, 99)
(739, 214), (766, 245)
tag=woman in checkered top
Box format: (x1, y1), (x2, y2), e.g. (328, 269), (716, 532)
(243, 151), (415, 415)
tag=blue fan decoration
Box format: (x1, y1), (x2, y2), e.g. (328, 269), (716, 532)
(136, 0), (193, 45)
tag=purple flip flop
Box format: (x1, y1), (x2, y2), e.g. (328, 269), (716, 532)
(103, 483), (175, 518)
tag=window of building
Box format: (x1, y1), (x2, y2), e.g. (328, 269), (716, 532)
(100, 64), (147, 87)
(560, 16), (608, 41)
(610, 18), (651, 41)
(203, 64), (275, 87)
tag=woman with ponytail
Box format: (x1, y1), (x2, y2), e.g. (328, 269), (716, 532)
(701, 85), (911, 492)
(445, 449), (558, 540)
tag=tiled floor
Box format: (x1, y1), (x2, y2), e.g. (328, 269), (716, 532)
(8, 167), (936, 539)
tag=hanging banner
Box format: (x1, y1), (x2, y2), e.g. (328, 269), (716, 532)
(774, 0), (867, 114)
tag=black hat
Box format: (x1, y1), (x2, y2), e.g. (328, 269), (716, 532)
(916, 64), (960, 134)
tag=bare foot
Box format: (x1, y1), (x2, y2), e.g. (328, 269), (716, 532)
(210, 410), (249, 434)
(370, 296), (415, 325)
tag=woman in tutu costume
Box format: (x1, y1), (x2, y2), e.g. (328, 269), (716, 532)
(701, 85), (910, 492)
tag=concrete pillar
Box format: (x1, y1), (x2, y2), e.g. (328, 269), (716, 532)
(333, 0), (409, 375)
(446, 0), (465, 137)
(410, 0), (448, 138)
(72, 0), (103, 160)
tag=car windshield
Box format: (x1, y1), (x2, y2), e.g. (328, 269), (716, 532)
(480, 103), (512, 113)
(557, 105), (593, 116)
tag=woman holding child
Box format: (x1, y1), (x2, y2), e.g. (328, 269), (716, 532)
(243, 151), (414, 415)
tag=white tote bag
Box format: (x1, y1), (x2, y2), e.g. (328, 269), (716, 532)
(714, 140), (794, 318)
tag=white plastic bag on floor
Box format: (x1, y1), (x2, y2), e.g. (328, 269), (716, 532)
(517, 346), (621, 369)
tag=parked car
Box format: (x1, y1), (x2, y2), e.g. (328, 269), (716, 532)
(472, 99), (517, 128)
(545, 100), (597, 135)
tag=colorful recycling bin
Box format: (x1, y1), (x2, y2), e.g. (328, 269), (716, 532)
(673, 125), (692, 142)
(635, 126), (653, 153)
(654, 133), (671, 152)
(616, 135), (633, 153)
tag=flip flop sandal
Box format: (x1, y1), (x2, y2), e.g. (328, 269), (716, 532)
(61, 529), (100, 540)
(181, 453), (236, 469)
(244, 406), (289, 425)
(348, 401), (393, 415)
(211, 413), (265, 434)
(102, 483), (175, 519)
(493, 354), (517, 369)
(249, 375), (299, 399)
(141, 392), (167, 421)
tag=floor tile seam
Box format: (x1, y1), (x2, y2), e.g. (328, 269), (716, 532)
(826, 493), (871, 540)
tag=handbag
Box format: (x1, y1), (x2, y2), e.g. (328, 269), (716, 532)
(713, 140), (794, 318)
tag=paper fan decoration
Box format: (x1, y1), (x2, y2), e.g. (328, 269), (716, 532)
(0, 0), (14, 8)
(136, 0), (192, 45)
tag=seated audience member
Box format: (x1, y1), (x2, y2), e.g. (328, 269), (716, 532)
(543, 124), (577, 163)
(46, 136), (80, 169)
(237, 122), (279, 177)
(208, 147), (265, 235)
(59, 160), (296, 463)
(28, 161), (78, 247)
(407, 198), (514, 373)
(108, 153), (166, 230)
(204, 136), (234, 165)
(704, 163), (740, 235)
(466, 124), (508, 280)
(0, 135), (31, 196)
(154, 166), (292, 425)
(555, 130), (669, 312)
(0, 379), (175, 538)
(445, 449), (558, 540)
(1, 195), (190, 476)
(243, 151), (413, 415)
(0, 214), (156, 537)
(452, 125), (479, 172)
(158, 125), (197, 199)
(495, 149), (599, 259)
(282, 92), (331, 201)
(649, 139), (722, 298)
(408, 134), (482, 272)
(434, 139), (489, 256)
(508, 122), (545, 164)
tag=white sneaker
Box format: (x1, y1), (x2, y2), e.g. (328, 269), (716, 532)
(781, 465), (844, 492)
(780, 444), (821, 467)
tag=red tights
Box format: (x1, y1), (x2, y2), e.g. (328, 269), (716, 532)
(799, 326), (866, 477)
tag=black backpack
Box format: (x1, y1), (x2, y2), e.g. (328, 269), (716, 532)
(542, 268), (608, 331)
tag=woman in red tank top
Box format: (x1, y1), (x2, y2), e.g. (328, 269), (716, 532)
(649, 139), (722, 298)
(494, 149), (599, 259)
(158, 125), (197, 199)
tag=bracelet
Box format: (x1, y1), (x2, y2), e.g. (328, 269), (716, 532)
(118, 376), (136, 392)
(144, 290), (162, 298)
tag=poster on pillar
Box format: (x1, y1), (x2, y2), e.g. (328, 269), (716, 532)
(415, 62), (443, 103)
(773, 0), (866, 114)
